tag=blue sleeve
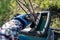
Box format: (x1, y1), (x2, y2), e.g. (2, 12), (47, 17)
(14, 14), (32, 29)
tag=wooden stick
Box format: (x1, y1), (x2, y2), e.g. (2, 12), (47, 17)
(29, 0), (35, 14)
(23, 0), (35, 22)
(17, 0), (32, 14)
(16, 0), (36, 22)
(16, 0), (28, 14)
(29, 0), (37, 21)
(23, 0), (33, 14)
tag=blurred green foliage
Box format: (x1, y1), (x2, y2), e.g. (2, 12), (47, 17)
(0, 0), (17, 26)
(51, 18), (60, 28)
(0, 0), (60, 28)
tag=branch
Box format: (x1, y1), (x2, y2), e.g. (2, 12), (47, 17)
(18, 0), (27, 8)
(16, 0), (28, 14)
(16, 0), (35, 22)
(18, 0), (32, 14)
(23, 0), (35, 22)
(23, 0), (32, 14)
(29, 0), (37, 21)
(29, 0), (35, 14)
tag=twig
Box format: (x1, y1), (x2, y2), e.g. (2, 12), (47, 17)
(16, 0), (28, 14)
(18, 0), (27, 8)
(23, 0), (32, 14)
(17, 0), (32, 14)
(23, 0), (35, 21)
(29, 0), (35, 14)
(29, 0), (37, 21)
(16, 0), (36, 22)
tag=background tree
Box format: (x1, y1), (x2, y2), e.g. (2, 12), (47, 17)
(0, 0), (17, 26)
